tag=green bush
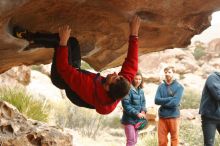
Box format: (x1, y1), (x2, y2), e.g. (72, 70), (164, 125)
(180, 120), (220, 146)
(0, 87), (50, 122)
(193, 47), (206, 60)
(192, 41), (206, 60)
(137, 120), (220, 146)
(179, 74), (185, 80)
(181, 88), (201, 109)
(104, 116), (122, 129)
(54, 100), (106, 139)
(31, 65), (42, 71)
(179, 120), (203, 146)
(138, 131), (158, 146)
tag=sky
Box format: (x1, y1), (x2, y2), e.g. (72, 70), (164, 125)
(211, 11), (220, 26)
(191, 11), (220, 43)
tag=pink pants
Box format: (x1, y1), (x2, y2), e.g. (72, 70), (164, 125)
(124, 124), (138, 146)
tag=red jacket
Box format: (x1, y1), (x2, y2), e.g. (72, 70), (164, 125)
(56, 36), (138, 114)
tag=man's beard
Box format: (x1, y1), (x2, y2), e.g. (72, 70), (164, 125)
(165, 76), (172, 82)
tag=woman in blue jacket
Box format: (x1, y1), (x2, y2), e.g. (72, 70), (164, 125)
(121, 71), (147, 146)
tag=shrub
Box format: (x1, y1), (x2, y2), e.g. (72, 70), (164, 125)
(179, 119), (220, 146)
(138, 131), (158, 146)
(53, 99), (106, 139)
(104, 116), (122, 129)
(192, 41), (206, 60)
(179, 120), (203, 146)
(179, 74), (185, 80)
(31, 65), (42, 71)
(0, 87), (50, 122)
(193, 47), (206, 60)
(181, 88), (201, 109)
(137, 120), (220, 146)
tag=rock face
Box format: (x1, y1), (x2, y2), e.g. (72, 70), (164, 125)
(0, 101), (73, 146)
(139, 48), (199, 82)
(208, 38), (220, 55)
(0, 65), (31, 87)
(0, 0), (220, 72)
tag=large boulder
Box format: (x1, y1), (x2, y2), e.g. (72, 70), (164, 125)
(208, 38), (220, 55)
(180, 73), (206, 92)
(0, 65), (31, 87)
(0, 0), (220, 72)
(0, 100), (73, 146)
(139, 48), (199, 81)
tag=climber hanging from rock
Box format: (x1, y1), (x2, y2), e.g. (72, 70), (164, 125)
(12, 15), (141, 115)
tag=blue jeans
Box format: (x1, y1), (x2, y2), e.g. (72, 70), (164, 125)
(202, 116), (220, 146)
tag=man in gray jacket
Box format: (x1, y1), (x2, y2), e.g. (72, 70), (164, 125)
(199, 72), (220, 146)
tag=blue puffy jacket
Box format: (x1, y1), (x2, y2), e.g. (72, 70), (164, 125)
(155, 80), (184, 118)
(121, 85), (147, 125)
(199, 72), (220, 120)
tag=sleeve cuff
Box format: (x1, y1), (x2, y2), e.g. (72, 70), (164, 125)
(130, 35), (138, 38)
(58, 45), (68, 49)
(59, 45), (67, 48)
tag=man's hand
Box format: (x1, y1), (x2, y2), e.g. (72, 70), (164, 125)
(130, 15), (141, 36)
(59, 25), (71, 46)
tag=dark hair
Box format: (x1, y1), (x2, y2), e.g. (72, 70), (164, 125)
(132, 71), (144, 89)
(108, 77), (131, 99)
(164, 66), (175, 73)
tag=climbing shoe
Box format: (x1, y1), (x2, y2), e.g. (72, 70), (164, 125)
(12, 26), (29, 40)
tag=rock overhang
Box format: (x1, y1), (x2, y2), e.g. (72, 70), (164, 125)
(0, 0), (220, 73)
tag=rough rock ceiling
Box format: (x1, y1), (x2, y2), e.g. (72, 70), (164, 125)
(0, 0), (220, 73)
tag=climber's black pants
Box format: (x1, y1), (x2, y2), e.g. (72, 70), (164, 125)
(30, 32), (94, 109)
